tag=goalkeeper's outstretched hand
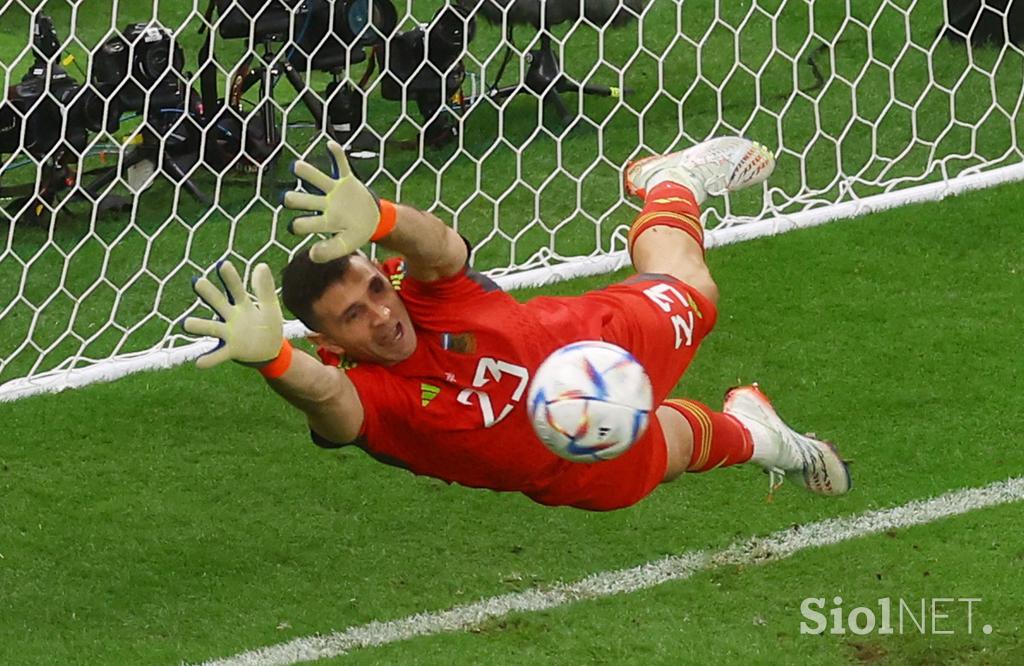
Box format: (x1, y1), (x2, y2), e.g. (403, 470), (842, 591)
(283, 141), (384, 263)
(182, 260), (284, 369)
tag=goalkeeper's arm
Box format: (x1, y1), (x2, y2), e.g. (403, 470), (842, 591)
(375, 204), (467, 282)
(283, 141), (468, 282)
(263, 349), (365, 445)
(182, 260), (365, 444)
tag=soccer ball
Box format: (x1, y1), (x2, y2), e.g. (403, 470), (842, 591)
(527, 341), (653, 462)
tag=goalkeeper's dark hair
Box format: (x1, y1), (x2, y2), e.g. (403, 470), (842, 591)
(280, 248), (358, 330)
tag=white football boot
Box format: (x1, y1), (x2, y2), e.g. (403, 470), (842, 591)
(723, 384), (852, 497)
(624, 137), (776, 204)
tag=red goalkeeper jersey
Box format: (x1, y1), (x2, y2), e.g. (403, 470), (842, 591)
(316, 258), (717, 510)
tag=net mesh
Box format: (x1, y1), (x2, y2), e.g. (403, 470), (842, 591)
(1, 0), (1022, 395)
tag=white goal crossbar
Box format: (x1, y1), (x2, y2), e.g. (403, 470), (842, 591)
(3, 159), (1022, 403)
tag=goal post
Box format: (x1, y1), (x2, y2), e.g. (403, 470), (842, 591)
(1, 0), (1022, 401)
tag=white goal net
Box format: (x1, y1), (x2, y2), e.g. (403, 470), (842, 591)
(1, 0), (1022, 400)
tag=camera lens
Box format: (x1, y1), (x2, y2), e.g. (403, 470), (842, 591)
(427, 6), (474, 69)
(342, 0), (397, 46)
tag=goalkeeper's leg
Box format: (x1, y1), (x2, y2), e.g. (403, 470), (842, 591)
(624, 139), (850, 498)
(655, 390), (851, 497)
(625, 137), (775, 304)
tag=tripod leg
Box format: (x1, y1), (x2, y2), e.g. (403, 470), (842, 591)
(543, 89), (573, 126)
(581, 82), (630, 98)
(259, 60), (280, 152)
(555, 76), (630, 99)
(281, 59), (339, 142)
(556, 80), (622, 98)
(487, 85), (523, 102)
(162, 155), (211, 204)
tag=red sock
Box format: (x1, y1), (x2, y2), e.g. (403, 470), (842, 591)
(664, 399), (753, 472)
(627, 182), (704, 257)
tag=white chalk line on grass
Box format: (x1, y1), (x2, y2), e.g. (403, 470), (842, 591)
(195, 476), (1024, 666)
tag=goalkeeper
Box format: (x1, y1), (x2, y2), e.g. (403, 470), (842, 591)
(183, 137), (850, 510)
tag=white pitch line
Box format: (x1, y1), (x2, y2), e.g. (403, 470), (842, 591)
(195, 477), (1024, 666)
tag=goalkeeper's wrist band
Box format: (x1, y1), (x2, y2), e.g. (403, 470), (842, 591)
(259, 340), (294, 379)
(370, 200), (398, 241)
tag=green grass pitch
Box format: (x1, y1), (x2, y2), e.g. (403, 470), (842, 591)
(2, 182), (1023, 664)
(1, 1), (1023, 663)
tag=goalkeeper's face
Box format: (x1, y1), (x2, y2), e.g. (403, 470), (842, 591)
(310, 257), (417, 365)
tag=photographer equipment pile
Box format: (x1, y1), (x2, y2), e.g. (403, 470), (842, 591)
(467, 0), (642, 123)
(0, 1), (484, 221)
(1, 16), (196, 216)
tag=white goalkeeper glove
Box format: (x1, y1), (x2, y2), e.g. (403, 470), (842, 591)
(182, 260), (285, 370)
(282, 141), (396, 263)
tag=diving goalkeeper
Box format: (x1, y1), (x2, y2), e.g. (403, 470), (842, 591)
(182, 137), (850, 510)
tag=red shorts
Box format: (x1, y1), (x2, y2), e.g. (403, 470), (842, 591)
(527, 274), (718, 510)
(591, 273), (718, 403)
